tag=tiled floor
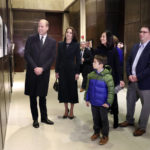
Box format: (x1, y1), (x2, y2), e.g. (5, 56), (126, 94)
(4, 71), (150, 150)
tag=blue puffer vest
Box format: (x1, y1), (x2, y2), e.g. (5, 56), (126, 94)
(87, 79), (108, 106)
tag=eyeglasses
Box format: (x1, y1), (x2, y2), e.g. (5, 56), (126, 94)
(139, 31), (150, 34)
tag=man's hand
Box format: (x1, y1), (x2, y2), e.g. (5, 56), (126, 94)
(132, 75), (138, 82)
(75, 74), (79, 80)
(34, 67), (43, 76)
(55, 73), (59, 79)
(82, 58), (84, 62)
(129, 75), (134, 82)
(129, 75), (138, 82)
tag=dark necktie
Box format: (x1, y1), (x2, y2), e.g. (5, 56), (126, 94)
(40, 36), (44, 46)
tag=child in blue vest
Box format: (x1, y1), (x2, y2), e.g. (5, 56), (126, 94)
(84, 55), (114, 145)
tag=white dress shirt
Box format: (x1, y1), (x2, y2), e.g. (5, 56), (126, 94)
(80, 50), (84, 64)
(132, 40), (150, 75)
(39, 34), (47, 45)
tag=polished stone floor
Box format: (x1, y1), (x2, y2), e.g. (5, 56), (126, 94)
(4, 71), (150, 150)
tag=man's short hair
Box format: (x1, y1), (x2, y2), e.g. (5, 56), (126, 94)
(38, 19), (49, 27)
(140, 25), (150, 31)
(94, 55), (107, 65)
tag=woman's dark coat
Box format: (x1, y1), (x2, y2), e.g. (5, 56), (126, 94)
(94, 45), (121, 86)
(55, 41), (80, 103)
(24, 34), (56, 96)
(94, 44), (121, 116)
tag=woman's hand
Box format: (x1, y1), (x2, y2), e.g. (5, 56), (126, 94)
(120, 80), (125, 87)
(75, 74), (79, 80)
(56, 73), (59, 79)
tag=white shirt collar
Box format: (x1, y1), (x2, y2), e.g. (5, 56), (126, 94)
(140, 40), (150, 48)
(39, 34), (47, 39)
(39, 34), (47, 43)
(97, 68), (104, 74)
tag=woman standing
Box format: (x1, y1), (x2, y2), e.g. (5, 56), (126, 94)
(94, 31), (124, 128)
(55, 27), (80, 119)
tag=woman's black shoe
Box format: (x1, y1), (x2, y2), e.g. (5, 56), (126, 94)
(68, 116), (75, 119)
(62, 109), (69, 119)
(62, 115), (68, 119)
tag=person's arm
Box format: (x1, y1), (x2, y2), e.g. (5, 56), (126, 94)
(55, 42), (61, 74)
(84, 73), (91, 102)
(41, 40), (56, 71)
(126, 49), (134, 78)
(113, 48), (125, 87)
(24, 36), (37, 69)
(136, 55), (150, 81)
(83, 49), (93, 64)
(104, 74), (114, 106)
(75, 43), (81, 74)
(126, 44), (139, 78)
(113, 48), (122, 81)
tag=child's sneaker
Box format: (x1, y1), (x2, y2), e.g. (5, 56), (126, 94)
(99, 136), (108, 145)
(90, 133), (99, 141)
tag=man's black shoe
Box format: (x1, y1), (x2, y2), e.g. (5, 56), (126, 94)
(33, 120), (39, 128)
(41, 119), (54, 125)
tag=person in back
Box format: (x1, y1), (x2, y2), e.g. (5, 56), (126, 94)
(113, 35), (124, 79)
(94, 31), (125, 128)
(84, 55), (114, 145)
(80, 41), (93, 92)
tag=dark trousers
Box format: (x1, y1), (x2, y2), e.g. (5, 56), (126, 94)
(81, 73), (88, 89)
(91, 105), (109, 137)
(126, 82), (150, 129)
(30, 96), (47, 121)
(110, 94), (118, 126)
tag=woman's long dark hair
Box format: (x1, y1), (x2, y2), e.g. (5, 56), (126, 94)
(64, 26), (78, 42)
(101, 30), (114, 49)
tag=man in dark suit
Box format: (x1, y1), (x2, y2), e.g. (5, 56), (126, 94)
(119, 25), (150, 136)
(24, 19), (56, 128)
(80, 41), (93, 92)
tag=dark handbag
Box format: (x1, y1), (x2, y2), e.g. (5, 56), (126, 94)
(53, 79), (59, 92)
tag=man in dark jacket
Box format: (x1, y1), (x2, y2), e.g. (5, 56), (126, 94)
(24, 19), (56, 128)
(80, 41), (93, 92)
(119, 25), (150, 136)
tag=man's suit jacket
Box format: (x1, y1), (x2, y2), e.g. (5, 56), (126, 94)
(126, 41), (150, 90)
(24, 34), (56, 96)
(80, 48), (93, 75)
